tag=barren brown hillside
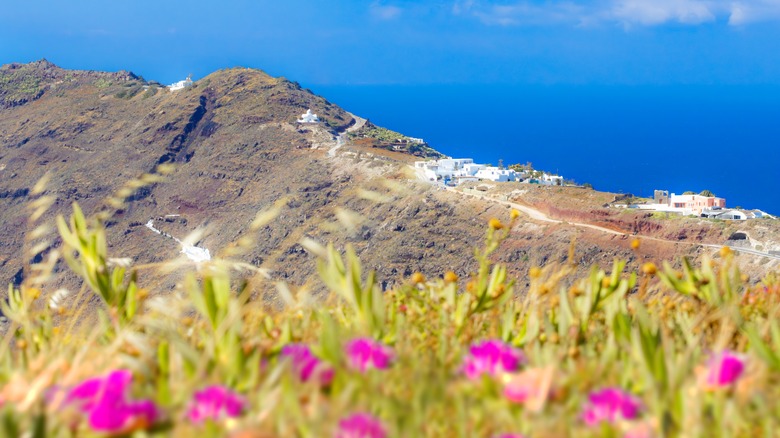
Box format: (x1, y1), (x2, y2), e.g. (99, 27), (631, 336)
(1, 61), (778, 304)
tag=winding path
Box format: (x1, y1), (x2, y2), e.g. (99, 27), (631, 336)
(328, 113), (367, 158)
(452, 187), (623, 236)
(439, 183), (780, 261)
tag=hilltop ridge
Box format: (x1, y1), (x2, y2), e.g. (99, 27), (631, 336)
(0, 59), (140, 108)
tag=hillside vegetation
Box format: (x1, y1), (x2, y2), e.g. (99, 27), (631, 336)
(348, 121), (443, 158)
(2, 186), (780, 437)
(2, 61), (500, 299)
(2, 60), (780, 437)
(4, 61), (778, 304)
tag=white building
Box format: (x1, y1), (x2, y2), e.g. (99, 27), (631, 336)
(437, 158), (474, 173)
(414, 157), (528, 184)
(298, 109), (320, 124)
(668, 193), (726, 215)
(629, 190), (741, 217)
(541, 174), (564, 186)
(414, 158), (478, 182)
(747, 210), (776, 219)
(701, 209), (747, 221)
(474, 167), (517, 182)
(462, 163), (486, 175)
(169, 76), (193, 92)
(416, 162), (440, 181)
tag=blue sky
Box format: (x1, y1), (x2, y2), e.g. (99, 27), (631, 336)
(2, 0), (780, 85)
(2, 1), (779, 210)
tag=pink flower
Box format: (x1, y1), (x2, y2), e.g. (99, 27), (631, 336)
(187, 385), (245, 424)
(581, 387), (642, 427)
(335, 412), (387, 438)
(64, 369), (158, 434)
(462, 340), (525, 380)
(281, 343), (334, 385)
(345, 338), (394, 372)
(704, 351), (745, 388)
(495, 435), (526, 438)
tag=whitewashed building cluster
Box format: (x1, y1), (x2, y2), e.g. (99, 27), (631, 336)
(623, 190), (775, 221)
(626, 190), (727, 216)
(414, 158), (564, 186)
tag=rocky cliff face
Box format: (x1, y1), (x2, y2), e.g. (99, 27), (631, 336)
(1, 61), (776, 300)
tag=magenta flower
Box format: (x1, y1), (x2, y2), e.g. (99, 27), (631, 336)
(187, 385), (245, 424)
(281, 343), (334, 385)
(581, 387), (642, 427)
(345, 338), (394, 372)
(335, 412), (387, 438)
(461, 340), (525, 380)
(64, 369), (158, 434)
(495, 435), (526, 438)
(704, 350), (745, 388)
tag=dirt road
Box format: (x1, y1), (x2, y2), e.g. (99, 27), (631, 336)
(444, 185), (780, 261)
(329, 113), (367, 158)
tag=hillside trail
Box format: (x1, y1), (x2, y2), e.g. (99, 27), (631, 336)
(439, 184), (780, 261)
(328, 113), (367, 157)
(448, 186), (621, 235)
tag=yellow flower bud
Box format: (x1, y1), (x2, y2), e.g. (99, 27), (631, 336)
(444, 271), (459, 283)
(411, 272), (426, 284)
(510, 209), (520, 220)
(27, 288), (41, 300)
(529, 267), (542, 279)
(642, 262), (657, 276)
(631, 239), (641, 250)
(488, 218), (504, 230)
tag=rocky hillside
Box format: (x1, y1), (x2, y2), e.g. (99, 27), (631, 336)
(1, 61), (777, 300)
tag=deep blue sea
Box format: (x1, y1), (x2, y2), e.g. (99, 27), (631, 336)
(312, 84), (780, 215)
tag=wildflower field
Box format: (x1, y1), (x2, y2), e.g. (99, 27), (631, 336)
(2, 176), (780, 437)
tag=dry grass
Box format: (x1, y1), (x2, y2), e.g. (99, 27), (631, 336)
(1, 174), (780, 437)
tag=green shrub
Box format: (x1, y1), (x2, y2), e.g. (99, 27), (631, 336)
(142, 86), (158, 99)
(93, 78), (112, 89)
